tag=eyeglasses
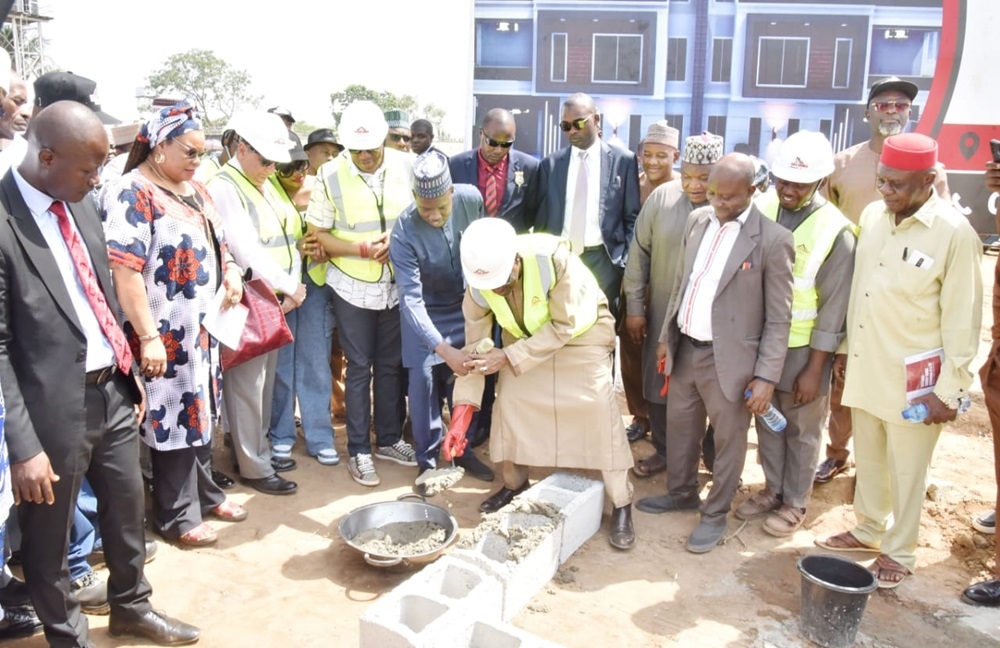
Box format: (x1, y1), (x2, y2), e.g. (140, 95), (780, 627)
(559, 114), (595, 132)
(871, 101), (911, 113)
(241, 138), (276, 167)
(277, 160), (309, 178)
(481, 131), (515, 148)
(170, 139), (211, 161)
(388, 133), (411, 143)
(349, 148), (380, 156)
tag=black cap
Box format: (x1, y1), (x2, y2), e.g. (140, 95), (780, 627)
(33, 71), (120, 124)
(287, 131), (308, 162)
(867, 77), (918, 106)
(268, 106), (296, 124)
(304, 128), (343, 151)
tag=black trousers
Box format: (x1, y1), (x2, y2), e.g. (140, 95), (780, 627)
(580, 245), (623, 318)
(150, 444), (225, 540)
(19, 372), (152, 647)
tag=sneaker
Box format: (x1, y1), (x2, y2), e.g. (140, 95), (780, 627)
(314, 448), (340, 466)
(974, 510), (996, 535)
(349, 453), (380, 486)
(70, 571), (109, 615)
(374, 439), (417, 466)
(271, 444), (293, 459)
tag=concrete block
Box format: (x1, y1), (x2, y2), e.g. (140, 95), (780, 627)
(359, 591), (452, 648)
(462, 619), (566, 648)
(392, 556), (503, 621)
(522, 473), (604, 563)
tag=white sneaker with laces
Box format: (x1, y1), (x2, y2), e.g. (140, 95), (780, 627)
(374, 439), (417, 466)
(349, 453), (380, 486)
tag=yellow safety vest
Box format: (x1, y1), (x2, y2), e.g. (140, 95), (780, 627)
(209, 163), (302, 279)
(757, 192), (854, 348)
(471, 234), (599, 339)
(320, 149), (412, 283)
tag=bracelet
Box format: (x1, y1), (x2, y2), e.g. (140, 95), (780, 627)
(137, 333), (159, 341)
(358, 241), (370, 259)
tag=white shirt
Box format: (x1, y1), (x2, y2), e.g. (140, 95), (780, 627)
(208, 160), (300, 296)
(12, 168), (116, 371)
(0, 134), (27, 179)
(562, 139), (603, 248)
(676, 206), (752, 342)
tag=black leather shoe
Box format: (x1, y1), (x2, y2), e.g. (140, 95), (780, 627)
(815, 457), (848, 484)
(109, 609), (200, 645)
(245, 473), (298, 495)
(0, 606), (42, 639)
(90, 539), (158, 570)
(480, 482), (529, 513)
(453, 450), (495, 482)
(271, 457), (297, 473)
(635, 493), (701, 514)
(626, 420), (649, 443)
(211, 469), (235, 489)
(0, 577), (31, 607)
(962, 579), (1000, 606)
(609, 505), (635, 550)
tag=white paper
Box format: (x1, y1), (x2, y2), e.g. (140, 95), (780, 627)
(203, 286), (248, 350)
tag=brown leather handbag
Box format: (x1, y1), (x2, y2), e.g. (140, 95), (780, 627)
(220, 278), (293, 371)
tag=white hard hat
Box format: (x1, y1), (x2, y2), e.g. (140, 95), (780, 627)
(230, 111), (292, 164)
(771, 130), (834, 184)
(460, 218), (518, 290)
(338, 101), (388, 150)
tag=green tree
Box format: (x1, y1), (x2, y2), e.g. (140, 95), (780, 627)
(147, 50), (262, 125)
(329, 84), (447, 139)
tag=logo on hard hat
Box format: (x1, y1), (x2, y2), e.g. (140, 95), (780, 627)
(473, 268), (489, 275)
(790, 157), (809, 169)
(355, 126), (369, 135)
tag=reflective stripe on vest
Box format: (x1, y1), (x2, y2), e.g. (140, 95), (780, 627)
(210, 164), (301, 276)
(322, 153), (412, 283)
(757, 192), (853, 348)
(471, 234), (599, 339)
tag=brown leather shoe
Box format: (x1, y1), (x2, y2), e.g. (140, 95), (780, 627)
(479, 482), (529, 513)
(609, 505), (635, 550)
(633, 453), (666, 478)
(108, 609), (200, 645)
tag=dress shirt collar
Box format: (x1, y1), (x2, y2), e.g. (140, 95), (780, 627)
(478, 148), (508, 172)
(12, 167), (59, 218)
(708, 203), (752, 227)
(571, 138), (603, 159)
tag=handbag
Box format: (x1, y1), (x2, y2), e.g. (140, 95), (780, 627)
(220, 277), (293, 371)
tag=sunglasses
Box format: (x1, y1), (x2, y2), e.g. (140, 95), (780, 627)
(170, 139), (211, 161)
(277, 160), (309, 178)
(388, 133), (411, 143)
(349, 148), (380, 156)
(559, 114), (595, 132)
(871, 101), (911, 113)
(241, 139), (276, 167)
(481, 131), (514, 149)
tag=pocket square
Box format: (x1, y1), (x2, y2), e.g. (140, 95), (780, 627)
(740, 261), (753, 271)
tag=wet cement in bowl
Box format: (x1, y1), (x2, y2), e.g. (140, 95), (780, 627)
(352, 521), (448, 557)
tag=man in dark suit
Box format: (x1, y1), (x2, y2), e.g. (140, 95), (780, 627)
(0, 102), (199, 646)
(636, 154), (794, 554)
(449, 108), (539, 233)
(533, 93), (640, 315)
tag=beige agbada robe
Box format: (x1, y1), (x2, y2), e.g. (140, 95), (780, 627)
(453, 239), (633, 471)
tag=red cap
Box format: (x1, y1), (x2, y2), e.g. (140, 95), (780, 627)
(880, 133), (938, 171)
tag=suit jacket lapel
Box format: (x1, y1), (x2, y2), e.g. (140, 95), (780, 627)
(0, 172), (85, 334)
(71, 196), (117, 310)
(599, 142), (613, 222)
(715, 207), (761, 297)
(502, 154), (519, 211)
(552, 148), (570, 232)
(684, 215), (710, 281)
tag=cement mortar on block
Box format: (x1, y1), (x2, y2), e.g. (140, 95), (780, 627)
(359, 591), (454, 648)
(522, 473), (604, 564)
(392, 556), (503, 621)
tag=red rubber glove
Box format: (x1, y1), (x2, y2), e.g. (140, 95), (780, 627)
(658, 357), (670, 397)
(443, 404), (476, 460)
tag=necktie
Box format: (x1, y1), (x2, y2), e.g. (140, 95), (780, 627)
(484, 168), (499, 217)
(568, 150), (588, 254)
(50, 200), (134, 374)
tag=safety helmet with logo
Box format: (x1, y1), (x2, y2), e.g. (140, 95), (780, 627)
(771, 130), (835, 184)
(339, 101), (389, 151)
(460, 218), (518, 290)
(227, 110), (293, 164)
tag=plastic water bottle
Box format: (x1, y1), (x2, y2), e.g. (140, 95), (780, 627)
(901, 396), (971, 422)
(746, 389), (787, 434)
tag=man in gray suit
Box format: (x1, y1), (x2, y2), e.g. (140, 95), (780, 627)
(636, 154), (794, 554)
(0, 102), (198, 646)
(533, 93), (640, 315)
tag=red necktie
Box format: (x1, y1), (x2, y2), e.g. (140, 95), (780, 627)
(484, 169), (499, 217)
(50, 200), (134, 374)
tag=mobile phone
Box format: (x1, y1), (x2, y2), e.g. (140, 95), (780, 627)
(991, 139), (1000, 163)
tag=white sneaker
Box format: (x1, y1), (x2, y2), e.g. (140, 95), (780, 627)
(374, 439), (417, 466)
(348, 453), (380, 486)
(314, 448), (340, 466)
(974, 510), (996, 535)
(271, 444), (292, 459)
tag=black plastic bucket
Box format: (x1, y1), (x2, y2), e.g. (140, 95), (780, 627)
(797, 554), (878, 648)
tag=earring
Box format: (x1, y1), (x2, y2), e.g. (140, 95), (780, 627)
(154, 152), (165, 164)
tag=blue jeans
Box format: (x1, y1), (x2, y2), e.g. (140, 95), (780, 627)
(269, 277), (337, 455)
(68, 479), (98, 581)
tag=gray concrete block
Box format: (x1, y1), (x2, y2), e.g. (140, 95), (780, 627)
(359, 592), (451, 648)
(462, 619), (566, 648)
(393, 555), (503, 620)
(522, 473), (604, 563)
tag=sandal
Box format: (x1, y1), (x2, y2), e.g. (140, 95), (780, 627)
(735, 488), (782, 521)
(814, 531), (879, 553)
(763, 504), (806, 537)
(210, 500), (248, 522)
(871, 554), (910, 589)
(178, 522), (217, 547)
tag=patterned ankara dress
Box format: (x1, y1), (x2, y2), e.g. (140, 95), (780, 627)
(101, 170), (223, 452)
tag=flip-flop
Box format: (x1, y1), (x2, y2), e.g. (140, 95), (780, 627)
(871, 554), (910, 589)
(814, 531), (879, 553)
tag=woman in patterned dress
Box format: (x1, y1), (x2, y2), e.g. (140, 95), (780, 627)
(101, 100), (247, 547)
